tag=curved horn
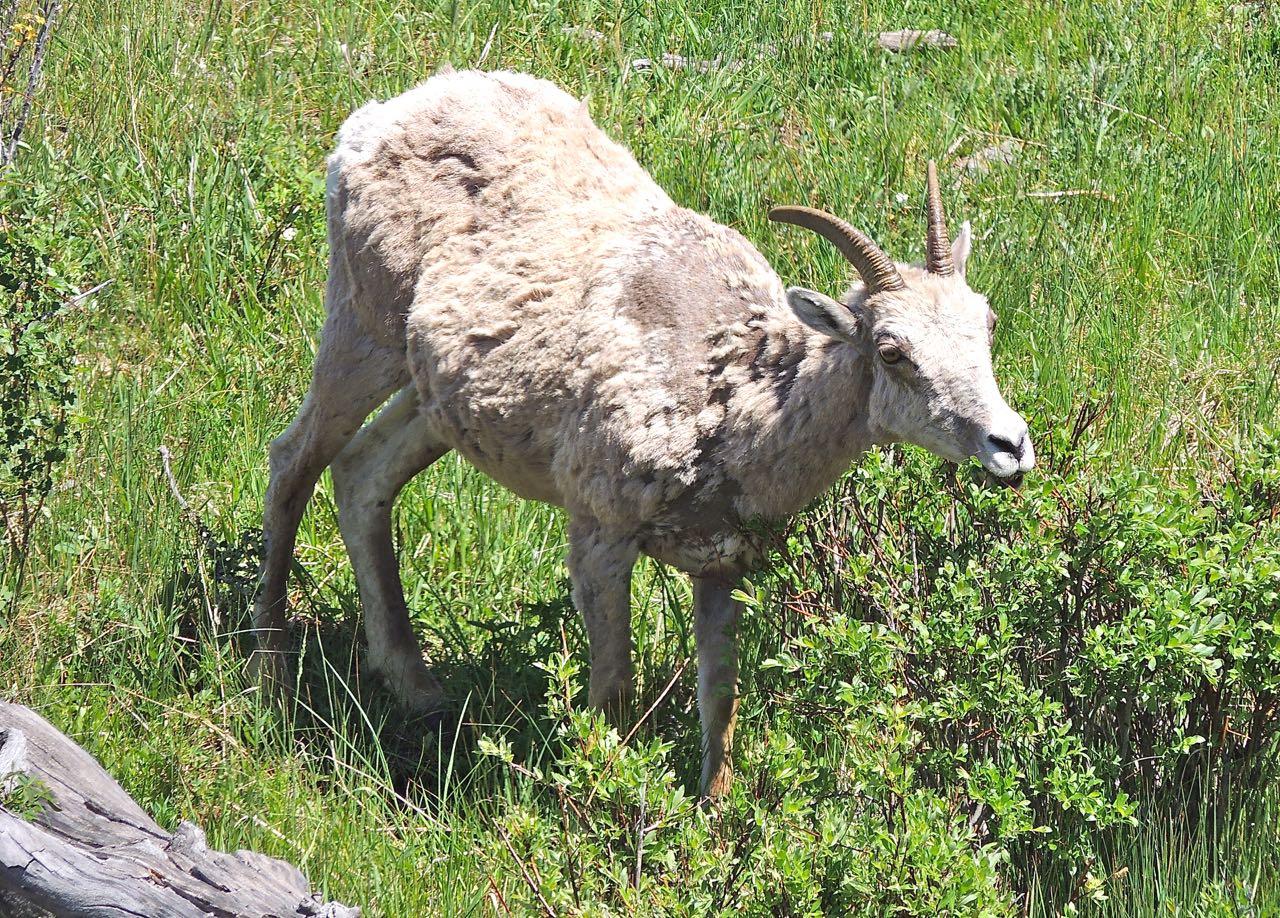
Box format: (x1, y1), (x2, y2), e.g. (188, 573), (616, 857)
(768, 206), (904, 294)
(925, 160), (954, 276)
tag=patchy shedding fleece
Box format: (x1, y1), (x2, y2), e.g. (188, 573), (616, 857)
(330, 70), (870, 575)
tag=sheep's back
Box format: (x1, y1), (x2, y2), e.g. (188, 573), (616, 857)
(326, 69), (670, 333)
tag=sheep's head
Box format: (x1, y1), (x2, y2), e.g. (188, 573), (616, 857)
(771, 162), (1034, 486)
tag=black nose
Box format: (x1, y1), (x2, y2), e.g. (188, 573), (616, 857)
(988, 433), (1024, 459)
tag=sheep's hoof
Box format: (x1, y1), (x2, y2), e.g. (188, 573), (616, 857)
(247, 650), (294, 704)
(699, 763), (734, 804)
(417, 708), (449, 732)
(375, 660), (449, 720)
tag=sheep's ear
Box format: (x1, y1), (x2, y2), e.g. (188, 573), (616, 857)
(786, 287), (862, 343)
(952, 220), (972, 276)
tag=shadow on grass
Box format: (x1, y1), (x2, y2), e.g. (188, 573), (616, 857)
(160, 525), (703, 803)
(286, 587), (579, 800)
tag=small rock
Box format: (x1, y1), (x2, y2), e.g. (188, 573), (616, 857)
(954, 139), (1020, 175)
(877, 29), (959, 52)
(561, 25), (609, 45)
(630, 53), (742, 73)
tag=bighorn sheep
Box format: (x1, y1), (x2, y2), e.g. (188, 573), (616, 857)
(254, 69), (1034, 798)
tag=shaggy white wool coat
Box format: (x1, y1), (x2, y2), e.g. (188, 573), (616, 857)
(330, 70), (871, 572)
(255, 69), (1033, 798)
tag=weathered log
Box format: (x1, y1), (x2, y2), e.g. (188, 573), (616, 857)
(0, 701), (359, 918)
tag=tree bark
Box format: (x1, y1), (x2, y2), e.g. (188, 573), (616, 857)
(0, 700), (359, 917)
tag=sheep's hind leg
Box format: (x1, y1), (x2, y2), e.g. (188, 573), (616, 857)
(331, 386), (450, 715)
(693, 576), (742, 799)
(255, 313), (408, 697)
(567, 518), (640, 724)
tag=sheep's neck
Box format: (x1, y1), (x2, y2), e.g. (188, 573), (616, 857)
(729, 326), (875, 521)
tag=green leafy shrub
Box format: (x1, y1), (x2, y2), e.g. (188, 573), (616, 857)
(0, 771), (53, 820)
(763, 420), (1280, 883)
(0, 176), (87, 569)
(477, 420), (1280, 914)
(479, 650), (1014, 917)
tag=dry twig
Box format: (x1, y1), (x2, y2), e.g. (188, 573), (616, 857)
(1, 0), (60, 166)
(1026, 188), (1118, 202)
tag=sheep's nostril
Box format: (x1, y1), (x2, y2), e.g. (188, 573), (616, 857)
(987, 433), (1023, 459)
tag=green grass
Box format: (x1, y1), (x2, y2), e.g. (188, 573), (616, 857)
(3, 0), (1280, 913)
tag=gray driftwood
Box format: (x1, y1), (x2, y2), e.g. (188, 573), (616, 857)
(0, 701), (358, 918)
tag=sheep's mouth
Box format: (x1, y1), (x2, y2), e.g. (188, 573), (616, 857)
(987, 470), (1024, 490)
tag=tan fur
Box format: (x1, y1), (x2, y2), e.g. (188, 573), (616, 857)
(255, 70), (1033, 798)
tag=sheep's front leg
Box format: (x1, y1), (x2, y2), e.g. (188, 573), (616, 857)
(694, 576), (741, 799)
(566, 519), (639, 723)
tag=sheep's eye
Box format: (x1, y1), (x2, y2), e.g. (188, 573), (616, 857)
(987, 311), (998, 342)
(878, 344), (903, 364)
